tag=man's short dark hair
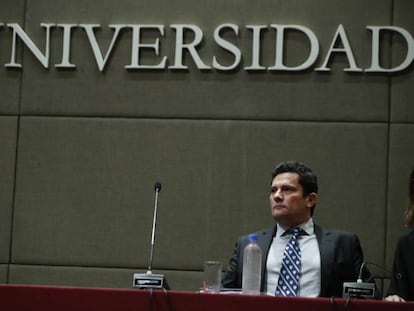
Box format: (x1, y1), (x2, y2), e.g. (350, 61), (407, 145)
(271, 161), (318, 215)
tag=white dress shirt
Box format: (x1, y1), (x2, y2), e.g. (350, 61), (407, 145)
(265, 218), (321, 297)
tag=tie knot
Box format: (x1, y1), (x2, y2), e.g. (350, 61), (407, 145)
(291, 227), (300, 235)
(283, 227), (301, 237)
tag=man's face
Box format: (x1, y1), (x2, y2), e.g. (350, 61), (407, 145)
(269, 172), (317, 227)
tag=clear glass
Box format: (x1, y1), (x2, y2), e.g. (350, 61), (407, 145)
(203, 261), (222, 292)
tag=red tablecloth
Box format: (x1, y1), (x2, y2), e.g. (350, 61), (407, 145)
(0, 284), (412, 311)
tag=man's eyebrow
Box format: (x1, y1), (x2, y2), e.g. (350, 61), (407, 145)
(270, 184), (297, 189)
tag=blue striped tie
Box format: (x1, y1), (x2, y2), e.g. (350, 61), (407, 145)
(275, 227), (301, 296)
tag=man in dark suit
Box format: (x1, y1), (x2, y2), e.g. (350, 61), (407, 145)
(222, 160), (369, 297)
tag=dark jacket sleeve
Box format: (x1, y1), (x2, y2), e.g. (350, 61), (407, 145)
(387, 231), (414, 301)
(221, 236), (244, 289)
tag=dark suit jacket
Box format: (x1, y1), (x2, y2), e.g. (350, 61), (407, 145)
(221, 224), (367, 297)
(387, 229), (414, 301)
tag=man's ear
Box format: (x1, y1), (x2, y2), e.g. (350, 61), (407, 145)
(306, 192), (317, 208)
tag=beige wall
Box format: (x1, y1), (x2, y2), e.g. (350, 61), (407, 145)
(0, 0), (413, 292)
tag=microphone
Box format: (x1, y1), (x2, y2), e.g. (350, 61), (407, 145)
(133, 182), (169, 289)
(342, 261), (400, 299)
(357, 261), (401, 282)
(148, 182), (162, 274)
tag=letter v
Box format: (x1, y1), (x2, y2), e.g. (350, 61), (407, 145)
(80, 24), (126, 71)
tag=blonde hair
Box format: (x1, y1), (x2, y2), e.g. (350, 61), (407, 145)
(405, 167), (414, 228)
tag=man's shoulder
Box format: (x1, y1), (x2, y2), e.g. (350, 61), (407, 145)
(238, 227), (275, 241)
(397, 228), (414, 245)
(315, 224), (359, 239)
(254, 227), (275, 236)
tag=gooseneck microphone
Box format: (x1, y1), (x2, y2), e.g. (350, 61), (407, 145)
(343, 261), (401, 299)
(148, 182), (162, 274)
(357, 261), (401, 283)
(133, 182), (169, 289)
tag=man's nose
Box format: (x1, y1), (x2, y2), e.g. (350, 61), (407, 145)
(272, 189), (283, 200)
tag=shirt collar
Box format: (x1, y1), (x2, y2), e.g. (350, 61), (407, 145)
(276, 218), (314, 238)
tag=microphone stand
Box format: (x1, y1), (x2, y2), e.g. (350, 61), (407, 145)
(147, 184), (160, 275)
(133, 182), (169, 289)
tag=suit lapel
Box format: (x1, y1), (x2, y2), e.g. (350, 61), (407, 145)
(257, 226), (277, 291)
(315, 225), (335, 297)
